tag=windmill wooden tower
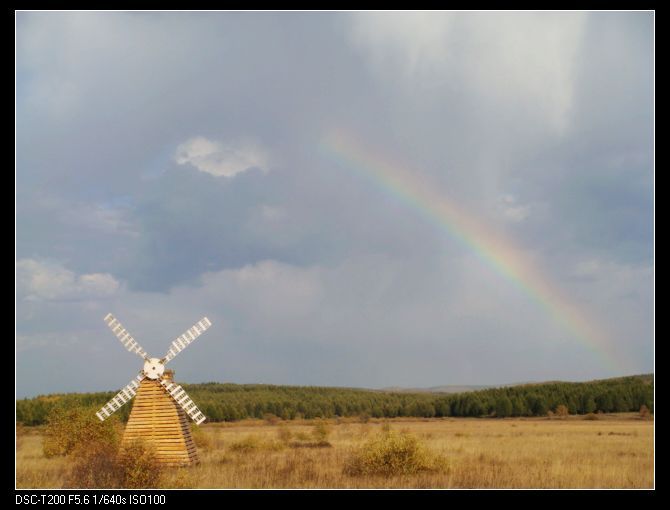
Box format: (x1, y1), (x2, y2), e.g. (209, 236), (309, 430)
(95, 313), (212, 466)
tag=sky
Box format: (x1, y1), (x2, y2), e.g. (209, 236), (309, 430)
(16, 12), (653, 398)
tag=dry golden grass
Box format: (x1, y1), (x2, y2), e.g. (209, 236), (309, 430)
(16, 415), (653, 489)
(16, 429), (69, 489)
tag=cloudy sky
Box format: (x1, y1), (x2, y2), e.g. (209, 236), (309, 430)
(16, 12), (653, 398)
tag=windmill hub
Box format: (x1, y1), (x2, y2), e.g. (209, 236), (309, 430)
(143, 358), (165, 380)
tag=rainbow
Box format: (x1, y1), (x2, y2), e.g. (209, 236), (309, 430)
(319, 129), (620, 371)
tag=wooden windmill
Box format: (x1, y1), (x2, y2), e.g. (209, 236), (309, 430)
(95, 313), (212, 466)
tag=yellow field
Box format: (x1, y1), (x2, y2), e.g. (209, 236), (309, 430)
(16, 415), (654, 489)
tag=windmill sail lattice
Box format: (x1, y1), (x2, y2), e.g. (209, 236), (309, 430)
(96, 374), (145, 421)
(96, 313), (212, 465)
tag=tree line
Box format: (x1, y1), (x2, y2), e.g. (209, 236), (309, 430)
(16, 374), (653, 426)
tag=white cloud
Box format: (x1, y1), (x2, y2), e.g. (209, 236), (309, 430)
(16, 259), (120, 301)
(175, 136), (269, 177)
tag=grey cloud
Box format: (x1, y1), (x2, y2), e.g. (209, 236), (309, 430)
(16, 12), (653, 397)
(18, 253), (629, 398)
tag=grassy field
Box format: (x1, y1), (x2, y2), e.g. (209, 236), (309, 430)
(16, 415), (653, 489)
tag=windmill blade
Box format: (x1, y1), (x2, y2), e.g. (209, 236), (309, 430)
(162, 317), (212, 364)
(96, 374), (145, 421)
(159, 379), (206, 425)
(104, 313), (149, 360)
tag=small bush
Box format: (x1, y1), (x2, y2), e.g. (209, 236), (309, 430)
(65, 440), (124, 488)
(311, 420), (331, 444)
(229, 435), (262, 452)
(263, 413), (280, 425)
(555, 405), (569, 419)
(344, 430), (443, 477)
(359, 413), (371, 424)
(162, 468), (196, 489)
(584, 413), (599, 421)
(66, 438), (161, 489)
(228, 434), (283, 452)
(284, 421), (332, 449)
(294, 431), (310, 441)
(43, 405), (120, 458)
(119, 440), (162, 489)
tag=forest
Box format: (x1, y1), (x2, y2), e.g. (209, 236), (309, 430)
(16, 374), (653, 426)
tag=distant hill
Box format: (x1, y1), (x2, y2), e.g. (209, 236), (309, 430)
(379, 385), (495, 394)
(380, 374), (653, 394)
(16, 374), (653, 425)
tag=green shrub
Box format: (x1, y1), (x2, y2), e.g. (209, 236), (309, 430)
(65, 440), (124, 488)
(66, 438), (162, 489)
(228, 434), (284, 452)
(119, 440), (162, 489)
(228, 434), (262, 452)
(311, 420), (331, 444)
(43, 405), (120, 458)
(344, 430), (443, 476)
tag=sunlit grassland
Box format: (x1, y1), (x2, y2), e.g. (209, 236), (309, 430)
(16, 415), (653, 489)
